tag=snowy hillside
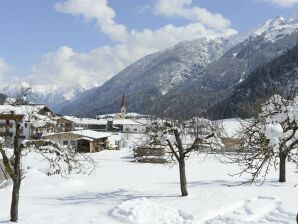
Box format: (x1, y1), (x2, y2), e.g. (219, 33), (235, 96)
(209, 40), (298, 118)
(156, 13), (298, 119)
(59, 13), (298, 118)
(31, 85), (84, 111)
(1, 83), (84, 112)
(60, 37), (231, 117)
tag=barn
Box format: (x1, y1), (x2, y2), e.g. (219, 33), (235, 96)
(46, 130), (110, 153)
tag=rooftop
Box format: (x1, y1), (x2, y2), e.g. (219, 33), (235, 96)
(46, 130), (111, 140)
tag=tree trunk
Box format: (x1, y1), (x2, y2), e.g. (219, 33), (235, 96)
(296, 213), (298, 224)
(10, 121), (22, 223)
(179, 159), (188, 197)
(279, 153), (287, 183)
(10, 180), (21, 223)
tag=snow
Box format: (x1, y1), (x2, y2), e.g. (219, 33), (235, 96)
(264, 123), (284, 147)
(0, 104), (55, 128)
(218, 118), (247, 138)
(253, 15), (298, 42)
(113, 119), (146, 126)
(71, 130), (111, 139)
(63, 116), (107, 125)
(259, 95), (298, 151)
(64, 115), (147, 126)
(96, 113), (148, 119)
(0, 139), (297, 224)
(111, 198), (193, 224)
(46, 130), (111, 140)
(0, 104), (47, 114)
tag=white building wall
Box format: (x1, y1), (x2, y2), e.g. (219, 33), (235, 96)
(122, 124), (146, 133)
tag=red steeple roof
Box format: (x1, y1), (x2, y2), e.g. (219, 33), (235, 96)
(121, 93), (126, 108)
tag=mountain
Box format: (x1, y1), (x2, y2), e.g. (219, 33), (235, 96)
(60, 14), (298, 119)
(209, 42), (298, 119)
(2, 84), (84, 112)
(0, 93), (7, 105)
(31, 85), (84, 112)
(152, 15), (298, 119)
(60, 37), (231, 117)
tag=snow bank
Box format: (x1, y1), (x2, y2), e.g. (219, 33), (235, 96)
(111, 198), (193, 224)
(219, 119), (246, 138)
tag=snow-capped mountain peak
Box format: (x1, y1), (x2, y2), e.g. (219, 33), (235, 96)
(1, 82), (85, 112)
(253, 14), (298, 42)
(287, 12), (298, 24)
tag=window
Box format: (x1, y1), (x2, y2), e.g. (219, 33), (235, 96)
(63, 141), (68, 145)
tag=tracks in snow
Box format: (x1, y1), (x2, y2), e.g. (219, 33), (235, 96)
(204, 196), (295, 224)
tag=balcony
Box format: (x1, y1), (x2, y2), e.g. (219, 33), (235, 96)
(0, 124), (13, 128)
(0, 132), (13, 137)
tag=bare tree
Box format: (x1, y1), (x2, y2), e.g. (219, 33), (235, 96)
(0, 86), (95, 223)
(228, 94), (298, 184)
(140, 118), (223, 196)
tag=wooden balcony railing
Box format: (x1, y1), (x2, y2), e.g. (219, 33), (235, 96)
(0, 124), (13, 128)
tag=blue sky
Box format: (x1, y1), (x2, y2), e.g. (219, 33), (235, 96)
(0, 0), (298, 89)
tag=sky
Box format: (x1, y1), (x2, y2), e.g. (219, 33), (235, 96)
(1, 0), (298, 91)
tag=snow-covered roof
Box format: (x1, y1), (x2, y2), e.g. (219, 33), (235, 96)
(96, 112), (147, 119)
(63, 116), (146, 126)
(63, 116), (107, 125)
(0, 104), (50, 116)
(46, 130), (111, 140)
(112, 119), (146, 126)
(71, 130), (110, 139)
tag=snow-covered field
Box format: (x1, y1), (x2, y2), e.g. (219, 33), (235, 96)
(0, 147), (297, 224)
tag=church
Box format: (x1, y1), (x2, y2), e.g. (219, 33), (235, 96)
(112, 94), (147, 134)
(114, 93), (127, 119)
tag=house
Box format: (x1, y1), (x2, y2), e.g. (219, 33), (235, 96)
(62, 116), (147, 134)
(0, 104), (57, 139)
(63, 116), (107, 132)
(46, 130), (110, 153)
(112, 119), (147, 133)
(56, 117), (74, 132)
(0, 111), (24, 138)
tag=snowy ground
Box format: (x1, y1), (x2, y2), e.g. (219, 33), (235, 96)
(0, 148), (297, 224)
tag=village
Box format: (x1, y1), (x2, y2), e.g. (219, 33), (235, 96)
(1, 91), (298, 224)
(0, 94), (147, 154)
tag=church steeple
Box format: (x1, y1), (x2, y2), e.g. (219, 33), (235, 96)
(121, 93), (126, 119)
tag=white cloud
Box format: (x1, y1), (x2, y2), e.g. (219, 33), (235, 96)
(261, 0), (298, 7)
(136, 4), (152, 14)
(55, 0), (129, 42)
(29, 45), (148, 89)
(0, 59), (15, 89)
(154, 0), (232, 31)
(15, 0), (237, 93)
